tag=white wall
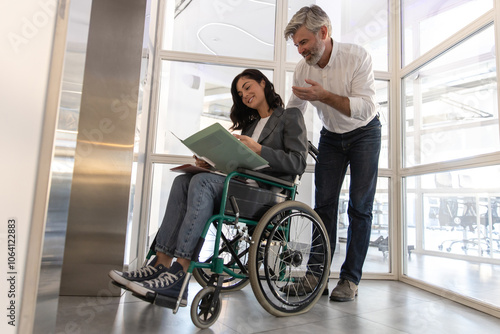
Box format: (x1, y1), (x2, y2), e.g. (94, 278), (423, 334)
(0, 0), (58, 332)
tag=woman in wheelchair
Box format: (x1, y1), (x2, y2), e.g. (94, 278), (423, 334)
(109, 69), (308, 305)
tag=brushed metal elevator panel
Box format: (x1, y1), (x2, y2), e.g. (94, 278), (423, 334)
(59, 0), (147, 296)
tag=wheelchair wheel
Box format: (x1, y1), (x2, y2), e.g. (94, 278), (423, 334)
(193, 221), (250, 292)
(248, 201), (330, 317)
(191, 286), (221, 329)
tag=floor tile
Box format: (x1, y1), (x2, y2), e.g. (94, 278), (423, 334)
(54, 280), (500, 334)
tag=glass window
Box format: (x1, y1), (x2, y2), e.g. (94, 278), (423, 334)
(294, 171), (315, 207)
(406, 166), (500, 259)
(404, 166), (500, 306)
(149, 163), (178, 242)
(402, 0), (493, 66)
(154, 61), (273, 155)
(376, 80), (389, 169)
(162, 0), (276, 60)
(331, 176), (391, 274)
(403, 24), (498, 167)
(287, 0), (388, 71)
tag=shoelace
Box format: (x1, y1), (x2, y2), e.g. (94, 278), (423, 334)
(128, 265), (157, 278)
(146, 272), (180, 288)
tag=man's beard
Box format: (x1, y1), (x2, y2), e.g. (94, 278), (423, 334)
(304, 39), (325, 65)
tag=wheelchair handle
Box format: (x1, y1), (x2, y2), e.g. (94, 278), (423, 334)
(308, 141), (319, 163)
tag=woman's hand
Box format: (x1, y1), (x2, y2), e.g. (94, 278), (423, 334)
(194, 156), (211, 169)
(233, 134), (262, 155)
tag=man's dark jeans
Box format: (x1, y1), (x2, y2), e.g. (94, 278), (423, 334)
(310, 116), (381, 285)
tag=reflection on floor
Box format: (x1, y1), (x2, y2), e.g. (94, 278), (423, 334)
(55, 279), (500, 334)
(333, 235), (500, 308)
(406, 253), (500, 307)
(335, 223), (500, 310)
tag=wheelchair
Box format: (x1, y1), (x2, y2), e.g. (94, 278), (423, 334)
(136, 144), (330, 329)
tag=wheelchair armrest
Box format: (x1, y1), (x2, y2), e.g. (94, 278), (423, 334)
(236, 168), (296, 188)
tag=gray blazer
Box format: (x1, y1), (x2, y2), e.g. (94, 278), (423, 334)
(241, 106), (308, 183)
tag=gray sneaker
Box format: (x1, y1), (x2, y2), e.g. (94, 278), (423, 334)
(329, 278), (358, 302)
(280, 273), (320, 296)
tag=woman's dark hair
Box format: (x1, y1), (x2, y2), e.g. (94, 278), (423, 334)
(229, 69), (283, 131)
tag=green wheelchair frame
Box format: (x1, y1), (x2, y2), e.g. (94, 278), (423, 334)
(144, 166), (331, 329)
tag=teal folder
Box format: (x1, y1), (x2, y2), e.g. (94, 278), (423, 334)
(173, 123), (269, 174)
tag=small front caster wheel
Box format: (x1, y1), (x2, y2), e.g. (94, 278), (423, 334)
(191, 286), (221, 329)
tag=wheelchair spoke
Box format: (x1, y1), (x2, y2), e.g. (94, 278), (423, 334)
(249, 201), (330, 317)
(193, 221), (250, 291)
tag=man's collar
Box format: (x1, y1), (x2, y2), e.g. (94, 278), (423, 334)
(314, 38), (336, 69)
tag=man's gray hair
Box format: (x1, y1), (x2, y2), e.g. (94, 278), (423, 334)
(284, 5), (332, 40)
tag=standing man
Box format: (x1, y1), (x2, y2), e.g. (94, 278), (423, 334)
(285, 5), (381, 302)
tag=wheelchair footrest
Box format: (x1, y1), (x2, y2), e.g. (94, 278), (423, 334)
(131, 292), (155, 304)
(154, 294), (184, 309)
(132, 291), (187, 309)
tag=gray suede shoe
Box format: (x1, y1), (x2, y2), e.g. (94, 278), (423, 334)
(329, 278), (358, 302)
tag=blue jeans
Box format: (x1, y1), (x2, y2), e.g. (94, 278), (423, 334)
(314, 116), (381, 284)
(155, 173), (226, 259)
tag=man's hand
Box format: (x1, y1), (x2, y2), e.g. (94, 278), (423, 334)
(233, 134), (262, 155)
(292, 79), (325, 102)
(293, 79), (351, 117)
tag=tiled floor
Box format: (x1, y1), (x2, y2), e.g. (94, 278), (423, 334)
(55, 279), (500, 334)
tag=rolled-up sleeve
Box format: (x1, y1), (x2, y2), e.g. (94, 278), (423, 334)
(348, 50), (377, 121)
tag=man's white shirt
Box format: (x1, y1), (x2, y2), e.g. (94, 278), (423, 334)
(287, 40), (378, 134)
